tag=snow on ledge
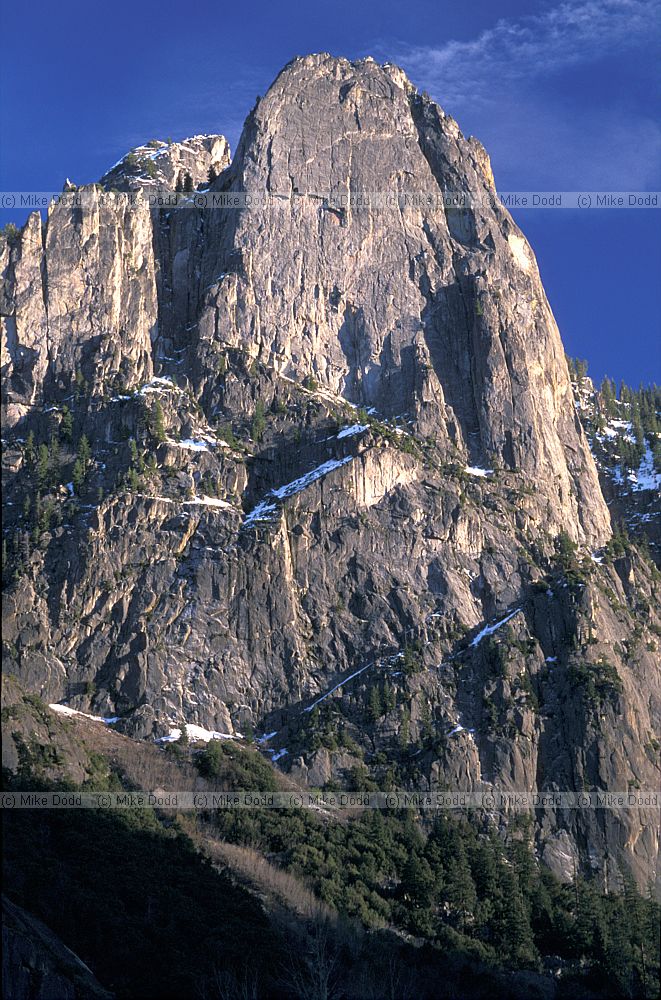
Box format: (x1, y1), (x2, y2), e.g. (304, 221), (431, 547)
(337, 423), (369, 439)
(184, 495), (237, 511)
(465, 465), (494, 478)
(168, 438), (213, 452)
(155, 723), (241, 744)
(49, 704), (120, 725)
(138, 376), (182, 396)
(469, 607), (522, 647)
(243, 499), (279, 528)
(243, 456), (354, 527)
(185, 723), (241, 743)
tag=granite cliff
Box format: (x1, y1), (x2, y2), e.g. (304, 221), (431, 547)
(2, 55), (659, 895)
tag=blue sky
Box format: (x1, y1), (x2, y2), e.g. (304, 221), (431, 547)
(1, 0), (659, 385)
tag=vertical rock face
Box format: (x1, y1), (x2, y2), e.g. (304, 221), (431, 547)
(2, 55), (659, 891)
(1, 213), (49, 425)
(194, 54), (608, 545)
(1, 136), (231, 424)
(1, 193), (157, 417)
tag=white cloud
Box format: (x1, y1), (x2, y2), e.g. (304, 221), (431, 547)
(390, 0), (659, 108)
(380, 0), (661, 189)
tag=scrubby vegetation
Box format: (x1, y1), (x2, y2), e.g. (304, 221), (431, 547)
(204, 790), (659, 997)
(4, 753), (659, 999)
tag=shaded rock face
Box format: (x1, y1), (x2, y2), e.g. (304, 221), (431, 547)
(1, 55), (659, 890)
(2, 896), (113, 1000)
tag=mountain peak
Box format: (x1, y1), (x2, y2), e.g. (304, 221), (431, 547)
(100, 134), (230, 191)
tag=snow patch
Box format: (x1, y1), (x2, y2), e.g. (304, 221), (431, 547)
(170, 438), (212, 452)
(243, 500), (279, 528)
(155, 728), (182, 744)
(185, 723), (239, 743)
(243, 456), (354, 528)
(138, 376), (181, 396)
(156, 724), (240, 744)
(465, 466), (494, 478)
(337, 423), (369, 439)
(304, 661), (374, 712)
(630, 443), (661, 493)
(470, 607), (521, 647)
(49, 704), (120, 725)
(184, 496), (236, 511)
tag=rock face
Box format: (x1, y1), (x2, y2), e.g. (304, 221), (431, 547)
(1, 55), (659, 892)
(2, 896), (113, 1000)
(184, 55), (607, 547)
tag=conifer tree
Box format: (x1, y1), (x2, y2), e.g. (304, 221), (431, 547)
(72, 459), (85, 494)
(78, 433), (91, 469)
(36, 444), (49, 490)
(60, 405), (73, 442)
(367, 685), (383, 722)
(151, 401), (166, 442)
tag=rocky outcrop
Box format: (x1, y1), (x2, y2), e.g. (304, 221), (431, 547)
(100, 134), (230, 192)
(1, 55), (659, 892)
(2, 896), (113, 999)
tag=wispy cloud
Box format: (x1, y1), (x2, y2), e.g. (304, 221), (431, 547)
(389, 0), (659, 107)
(379, 0), (661, 189)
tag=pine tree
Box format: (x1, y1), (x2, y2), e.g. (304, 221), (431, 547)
(382, 681), (396, 713)
(399, 707), (410, 748)
(600, 377), (617, 418)
(72, 459), (85, 494)
(402, 852), (436, 909)
(25, 430), (35, 463)
(575, 358), (588, 380)
(402, 644), (420, 676)
(78, 434), (91, 469)
(251, 401), (266, 442)
(151, 401), (166, 442)
(60, 405), (73, 442)
(496, 865), (537, 966)
(367, 685), (383, 723)
(39, 499), (53, 534)
(36, 444), (49, 490)
(47, 434), (61, 488)
(445, 842), (478, 934)
(127, 467), (140, 492)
